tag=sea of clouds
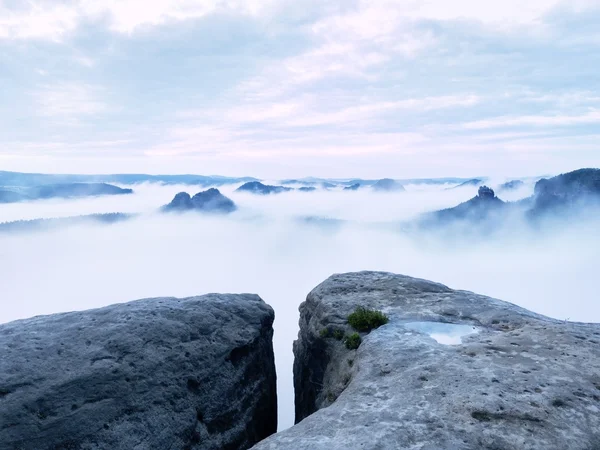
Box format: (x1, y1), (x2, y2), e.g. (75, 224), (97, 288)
(1, 180), (599, 429)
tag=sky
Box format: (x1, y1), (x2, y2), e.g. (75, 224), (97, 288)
(1, 0), (599, 178)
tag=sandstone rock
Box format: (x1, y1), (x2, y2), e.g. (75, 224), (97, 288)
(371, 179), (405, 192)
(0, 294), (277, 450)
(162, 188), (236, 213)
(531, 168), (600, 216)
(253, 271), (600, 450)
(235, 182), (292, 195)
(477, 185), (495, 199)
(421, 186), (506, 228)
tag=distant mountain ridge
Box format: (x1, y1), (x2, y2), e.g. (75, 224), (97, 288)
(0, 183), (133, 204)
(0, 213), (132, 233)
(0, 171), (257, 188)
(236, 181), (293, 195)
(420, 168), (600, 230)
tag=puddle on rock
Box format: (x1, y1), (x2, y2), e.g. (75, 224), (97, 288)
(403, 321), (479, 345)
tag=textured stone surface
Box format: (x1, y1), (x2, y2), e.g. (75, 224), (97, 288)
(253, 271), (600, 450)
(0, 294), (277, 450)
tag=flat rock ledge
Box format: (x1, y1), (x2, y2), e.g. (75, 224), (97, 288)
(253, 271), (600, 450)
(0, 294), (277, 450)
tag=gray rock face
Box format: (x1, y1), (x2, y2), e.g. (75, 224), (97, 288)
(253, 271), (600, 450)
(0, 294), (277, 450)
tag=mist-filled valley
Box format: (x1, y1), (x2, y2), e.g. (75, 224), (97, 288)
(2, 173), (599, 430)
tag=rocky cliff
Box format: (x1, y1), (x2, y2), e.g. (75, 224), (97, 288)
(531, 168), (600, 216)
(253, 271), (600, 450)
(0, 294), (277, 450)
(420, 185), (507, 230)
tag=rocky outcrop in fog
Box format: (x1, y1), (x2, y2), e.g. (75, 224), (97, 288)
(371, 178), (405, 192)
(530, 168), (600, 216)
(162, 188), (237, 213)
(253, 271), (600, 450)
(419, 185), (507, 230)
(420, 168), (600, 230)
(498, 180), (524, 191)
(343, 183), (360, 191)
(0, 294), (277, 450)
(448, 178), (485, 189)
(236, 182), (292, 195)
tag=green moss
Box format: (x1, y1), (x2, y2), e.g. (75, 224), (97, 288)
(347, 307), (389, 332)
(320, 328), (330, 338)
(345, 333), (362, 350)
(332, 329), (345, 340)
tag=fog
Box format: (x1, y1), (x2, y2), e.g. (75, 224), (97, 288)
(1, 181), (599, 430)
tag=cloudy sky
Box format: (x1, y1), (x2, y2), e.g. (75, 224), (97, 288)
(1, 0), (599, 178)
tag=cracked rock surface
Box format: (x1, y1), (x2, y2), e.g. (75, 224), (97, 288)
(0, 294), (277, 450)
(253, 271), (600, 450)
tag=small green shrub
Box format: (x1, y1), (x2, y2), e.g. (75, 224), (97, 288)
(345, 333), (362, 350)
(347, 307), (389, 332)
(320, 328), (330, 338)
(332, 329), (345, 340)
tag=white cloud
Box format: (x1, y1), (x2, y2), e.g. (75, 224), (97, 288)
(1, 0), (598, 41)
(0, 3), (80, 40)
(463, 110), (600, 129)
(33, 83), (111, 118)
(0, 0), (279, 40)
(283, 95), (480, 127)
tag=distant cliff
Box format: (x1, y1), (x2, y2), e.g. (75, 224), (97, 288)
(162, 188), (236, 213)
(420, 169), (600, 230)
(425, 185), (506, 225)
(531, 168), (600, 216)
(371, 178), (405, 192)
(236, 182), (292, 195)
